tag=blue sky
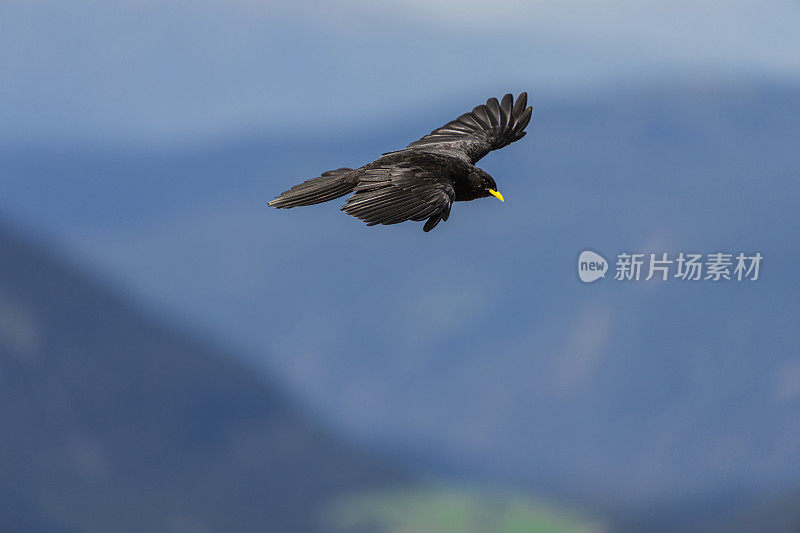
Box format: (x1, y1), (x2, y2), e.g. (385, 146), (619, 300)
(2, 0), (799, 146)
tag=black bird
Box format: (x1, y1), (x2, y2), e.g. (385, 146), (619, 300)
(269, 92), (533, 232)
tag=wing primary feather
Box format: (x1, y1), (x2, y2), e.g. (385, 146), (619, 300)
(423, 214), (442, 232)
(471, 105), (492, 130)
(514, 106), (533, 134)
(455, 114), (482, 131)
(512, 92), (528, 120)
(486, 98), (500, 128)
(499, 94), (513, 127)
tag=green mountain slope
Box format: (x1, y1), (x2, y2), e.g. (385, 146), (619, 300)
(324, 486), (601, 533)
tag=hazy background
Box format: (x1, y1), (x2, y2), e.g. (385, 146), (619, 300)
(2, 1), (799, 531)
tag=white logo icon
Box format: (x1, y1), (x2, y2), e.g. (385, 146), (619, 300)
(578, 250), (608, 283)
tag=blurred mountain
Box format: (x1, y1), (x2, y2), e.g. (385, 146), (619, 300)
(1, 80), (799, 526)
(0, 221), (408, 532)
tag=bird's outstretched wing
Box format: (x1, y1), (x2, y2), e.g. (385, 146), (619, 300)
(401, 92), (532, 164)
(341, 164), (455, 232)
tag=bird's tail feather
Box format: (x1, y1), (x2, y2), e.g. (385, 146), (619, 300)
(268, 168), (356, 208)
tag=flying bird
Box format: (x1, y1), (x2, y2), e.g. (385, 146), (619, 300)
(269, 92), (533, 232)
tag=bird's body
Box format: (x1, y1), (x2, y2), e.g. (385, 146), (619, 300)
(269, 92), (532, 232)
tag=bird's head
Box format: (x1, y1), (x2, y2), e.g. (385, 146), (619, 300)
(473, 168), (504, 203)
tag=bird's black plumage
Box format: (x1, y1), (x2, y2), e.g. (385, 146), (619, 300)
(269, 92), (533, 232)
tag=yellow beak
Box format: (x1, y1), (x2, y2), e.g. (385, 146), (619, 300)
(488, 189), (504, 202)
